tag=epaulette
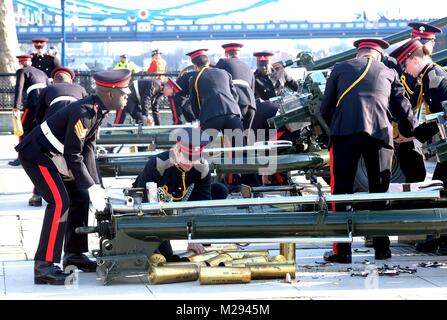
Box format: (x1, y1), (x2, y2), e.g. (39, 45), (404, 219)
(156, 156), (174, 176)
(428, 69), (443, 89)
(193, 159), (210, 179)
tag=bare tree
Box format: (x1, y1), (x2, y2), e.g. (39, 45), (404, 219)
(0, 0), (19, 77)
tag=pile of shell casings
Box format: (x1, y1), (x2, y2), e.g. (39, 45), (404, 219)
(148, 243), (296, 285)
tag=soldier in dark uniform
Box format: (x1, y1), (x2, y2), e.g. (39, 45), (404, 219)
(384, 23), (442, 184)
(15, 69), (131, 285)
(9, 55), (48, 167)
(31, 38), (61, 78)
(171, 68), (197, 124)
(253, 51), (301, 101)
(35, 67), (88, 126)
(320, 39), (415, 263)
(188, 49), (244, 187)
(391, 38), (447, 253)
(113, 77), (181, 125)
(132, 127), (218, 258)
(27, 68), (89, 207)
(215, 43), (256, 130)
(187, 48), (243, 132)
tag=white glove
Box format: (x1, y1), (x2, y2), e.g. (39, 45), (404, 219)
(88, 184), (107, 212)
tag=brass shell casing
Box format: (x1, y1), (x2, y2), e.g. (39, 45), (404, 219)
(205, 253), (233, 267)
(204, 245), (240, 252)
(188, 251), (220, 262)
(148, 265), (199, 284)
(148, 254), (167, 267)
(280, 243), (296, 262)
(223, 256), (268, 266)
(269, 255), (287, 262)
(164, 261), (207, 268)
(249, 264), (296, 279)
(199, 267), (251, 285)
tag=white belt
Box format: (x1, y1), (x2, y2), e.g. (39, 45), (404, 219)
(41, 121), (64, 154)
(133, 80), (141, 103)
(26, 83), (47, 95)
(232, 79), (251, 88)
(49, 96), (77, 107)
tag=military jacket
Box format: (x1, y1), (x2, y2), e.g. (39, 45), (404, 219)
(172, 71), (197, 123)
(320, 57), (414, 148)
(126, 79), (163, 117)
(31, 53), (61, 77)
(14, 66), (48, 109)
(132, 150), (211, 202)
(254, 64), (300, 101)
(189, 67), (241, 124)
(412, 63), (447, 142)
(16, 95), (107, 189)
(215, 57), (256, 113)
(35, 82), (88, 124)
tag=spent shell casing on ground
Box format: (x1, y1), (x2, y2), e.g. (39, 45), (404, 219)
(280, 243), (296, 261)
(188, 251), (220, 262)
(205, 253), (233, 266)
(204, 245), (240, 252)
(148, 265), (199, 284)
(148, 253), (167, 267)
(247, 261), (295, 266)
(225, 252), (246, 260)
(249, 263), (296, 279)
(164, 261), (207, 268)
(225, 250), (269, 258)
(199, 267), (251, 285)
(224, 256), (268, 266)
(269, 255), (287, 262)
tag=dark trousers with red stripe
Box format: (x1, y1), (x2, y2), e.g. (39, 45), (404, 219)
(18, 142), (89, 263)
(330, 133), (391, 254)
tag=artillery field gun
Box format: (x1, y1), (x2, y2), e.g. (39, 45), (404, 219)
(86, 19), (447, 285)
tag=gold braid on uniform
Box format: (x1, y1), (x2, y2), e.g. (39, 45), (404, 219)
(400, 75), (414, 99)
(160, 165), (188, 201)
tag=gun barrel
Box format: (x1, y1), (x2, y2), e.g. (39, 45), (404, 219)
(313, 17), (447, 70)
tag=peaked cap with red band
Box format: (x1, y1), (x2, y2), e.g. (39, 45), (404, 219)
(32, 38), (48, 43)
(353, 38), (390, 56)
(16, 54), (33, 62)
(186, 48), (208, 60)
(93, 69), (131, 94)
(409, 22), (442, 41)
(389, 37), (424, 64)
(222, 43), (243, 52)
(51, 67), (75, 79)
(253, 51), (274, 61)
(152, 49), (162, 56)
(171, 127), (210, 156)
(166, 78), (182, 93)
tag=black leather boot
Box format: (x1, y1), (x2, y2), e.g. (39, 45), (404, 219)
(323, 250), (352, 263)
(323, 243), (352, 263)
(415, 236), (440, 253)
(28, 194), (42, 207)
(63, 253), (97, 272)
(8, 158), (21, 166)
(34, 261), (70, 285)
(375, 249), (392, 260)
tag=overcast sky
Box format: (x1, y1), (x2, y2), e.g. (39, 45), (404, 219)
(34, 0), (446, 22)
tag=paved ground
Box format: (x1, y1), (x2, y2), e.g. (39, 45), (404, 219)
(2, 133), (447, 300)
